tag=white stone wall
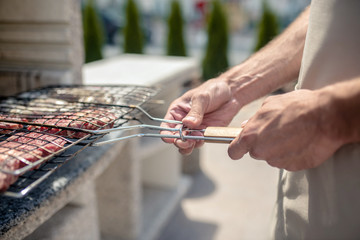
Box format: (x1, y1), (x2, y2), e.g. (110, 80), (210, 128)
(0, 0), (83, 96)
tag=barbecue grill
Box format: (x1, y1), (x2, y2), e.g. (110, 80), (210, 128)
(0, 85), (159, 198)
(0, 84), (243, 198)
(1, 2), (202, 237)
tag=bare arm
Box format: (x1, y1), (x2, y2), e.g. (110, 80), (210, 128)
(229, 78), (360, 171)
(161, 7), (310, 154)
(322, 79), (360, 143)
(221, 6), (309, 107)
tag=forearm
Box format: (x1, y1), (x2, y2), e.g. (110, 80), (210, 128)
(319, 78), (360, 144)
(220, 6), (310, 106)
(227, 76), (360, 170)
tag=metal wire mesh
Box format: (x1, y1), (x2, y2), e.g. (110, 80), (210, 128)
(0, 85), (159, 197)
(18, 85), (158, 106)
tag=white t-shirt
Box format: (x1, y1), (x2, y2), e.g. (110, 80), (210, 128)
(273, 0), (360, 239)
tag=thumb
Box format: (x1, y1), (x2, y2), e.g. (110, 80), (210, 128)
(182, 95), (208, 128)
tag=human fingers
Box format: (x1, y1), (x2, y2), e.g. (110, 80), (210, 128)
(228, 121), (257, 160)
(174, 137), (196, 149)
(174, 138), (197, 156)
(178, 144), (195, 155)
(160, 100), (190, 143)
(160, 123), (182, 144)
(194, 140), (205, 149)
(187, 129), (205, 149)
(193, 130), (205, 148)
(228, 134), (250, 160)
(182, 93), (209, 128)
(173, 128), (205, 154)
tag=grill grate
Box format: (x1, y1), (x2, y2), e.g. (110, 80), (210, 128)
(0, 85), (159, 197)
(17, 84), (157, 106)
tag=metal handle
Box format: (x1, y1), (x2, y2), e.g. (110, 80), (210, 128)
(92, 126), (243, 146)
(203, 127), (243, 143)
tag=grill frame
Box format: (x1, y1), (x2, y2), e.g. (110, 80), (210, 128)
(0, 84), (159, 197)
(2, 135), (98, 198)
(17, 84), (158, 106)
(0, 104), (134, 175)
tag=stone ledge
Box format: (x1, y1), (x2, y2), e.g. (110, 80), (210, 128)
(0, 134), (129, 239)
(141, 176), (192, 240)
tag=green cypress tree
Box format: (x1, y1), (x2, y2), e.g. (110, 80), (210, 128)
(202, 0), (229, 81)
(83, 0), (104, 63)
(253, 1), (279, 52)
(123, 0), (144, 54)
(166, 0), (187, 56)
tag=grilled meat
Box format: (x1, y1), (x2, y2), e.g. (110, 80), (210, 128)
(0, 132), (67, 192)
(0, 151), (19, 192)
(0, 104), (117, 192)
(9, 132), (67, 157)
(0, 115), (27, 134)
(28, 108), (117, 138)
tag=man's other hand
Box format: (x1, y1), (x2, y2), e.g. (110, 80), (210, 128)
(228, 89), (344, 171)
(160, 78), (241, 155)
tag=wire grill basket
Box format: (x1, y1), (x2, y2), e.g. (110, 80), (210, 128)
(0, 85), (159, 197)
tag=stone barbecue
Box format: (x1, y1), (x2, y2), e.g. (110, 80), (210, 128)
(0, 0), (200, 239)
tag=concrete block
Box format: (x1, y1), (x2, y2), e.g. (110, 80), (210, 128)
(24, 181), (100, 240)
(0, 72), (23, 96)
(181, 148), (201, 175)
(0, 0), (73, 23)
(83, 55), (199, 87)
(0, 43), (73, 64)
(0, 69), (79, 96)
(0, 23), (71, 44)
(142, 176), (192, 240)
(141, 140), (181, 189)
(0, 0), (83, 85)
(96, 140), (142, 240)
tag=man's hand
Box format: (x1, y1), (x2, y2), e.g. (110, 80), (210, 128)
(161, 78), (241, 155)
(228, 89), (344, 171)
(160, 6), (310, 156)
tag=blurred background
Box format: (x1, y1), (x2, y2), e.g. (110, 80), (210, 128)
(82, 0), (310, 80)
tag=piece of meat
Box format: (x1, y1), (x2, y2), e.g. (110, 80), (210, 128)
(28, 108), (117, 138)
(0, 132), (67, 192)
(28, 116), (69, 136)
(8, 132), (67, 157)
(0, 150), (20, 192)
(4, 98), (72, 115)
(0, 115), (27, 134)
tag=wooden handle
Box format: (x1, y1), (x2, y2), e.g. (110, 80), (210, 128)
(203, 127), (243, 143)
